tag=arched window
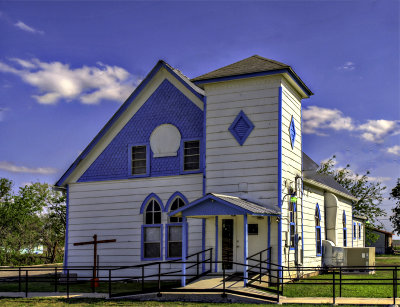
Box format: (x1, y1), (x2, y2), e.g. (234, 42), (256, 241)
(145, 199), (162, 224)
(343, 211), (347, 247)
(166, 195), (187, 259)
(169, 197), (185, 223)
(289, 201), (296, 249)
(142, 197), (163, 260)
(315, 204), (322, 256)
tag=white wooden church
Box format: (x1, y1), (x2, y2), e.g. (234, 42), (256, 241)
(55, 55), (365, 282)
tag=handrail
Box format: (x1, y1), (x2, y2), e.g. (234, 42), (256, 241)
(111, 248), (213, 271)
(246, 247), (271, 260)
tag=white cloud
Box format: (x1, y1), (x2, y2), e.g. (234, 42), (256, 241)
(337, 61), (355, 71)
(368, 176), (392, 183)
(0, 161), (57, 174)
(358, 120), (400, 143)
(387, 145), (400, 156)
(0, 58), (138, 105)
(14, 21), (44, 35)
(303, 106), (399, 143)
(303, 106), (355, 135)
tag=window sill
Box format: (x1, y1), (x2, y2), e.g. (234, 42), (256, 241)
(141, 257), (163, 261)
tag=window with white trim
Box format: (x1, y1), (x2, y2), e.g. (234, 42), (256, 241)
(143, 199), (162, 259)
(289, 201), (295, 249)
(132, 145), (147, 175)
(359, 223), (362, 239)
(167, 197), (186, 259)
(183, 140), (200, 171)
(315, 205), (322, 256)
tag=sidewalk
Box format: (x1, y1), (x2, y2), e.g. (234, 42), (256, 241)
(0, 292), (399, 305)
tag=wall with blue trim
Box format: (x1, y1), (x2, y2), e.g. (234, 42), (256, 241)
(78, 79), (203, 182)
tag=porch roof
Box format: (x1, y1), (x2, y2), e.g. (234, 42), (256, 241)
(169, 193), (281, 218)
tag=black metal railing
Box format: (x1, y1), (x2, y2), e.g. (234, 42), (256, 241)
(280, 264), (400, 305)
(1, 250), (399, 305)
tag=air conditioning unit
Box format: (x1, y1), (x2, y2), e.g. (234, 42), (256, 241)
(322, 240), (344, 267)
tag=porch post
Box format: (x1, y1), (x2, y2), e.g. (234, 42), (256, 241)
(215, 216), (218, 272)
(181, 217), (187, 287)
(243, 214), (248, 286)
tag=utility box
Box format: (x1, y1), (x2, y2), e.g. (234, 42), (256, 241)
(346, 247), (375, 267)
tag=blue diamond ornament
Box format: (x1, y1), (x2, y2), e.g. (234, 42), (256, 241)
(289, 116), (296, 149)
(229, 111), (255, 146)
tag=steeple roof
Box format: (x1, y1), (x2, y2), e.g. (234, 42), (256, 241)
(191, 55), (313, 97)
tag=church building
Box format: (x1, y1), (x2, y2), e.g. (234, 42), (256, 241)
(55, 55), (364, 282)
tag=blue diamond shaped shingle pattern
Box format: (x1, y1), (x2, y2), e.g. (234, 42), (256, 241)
(289, 116), (296, 149)
(229, 111), (255, 146)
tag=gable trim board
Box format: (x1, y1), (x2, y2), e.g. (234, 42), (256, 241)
(56, 61), (204, 187)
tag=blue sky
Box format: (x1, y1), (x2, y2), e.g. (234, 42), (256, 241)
(0, 1), (399, 233)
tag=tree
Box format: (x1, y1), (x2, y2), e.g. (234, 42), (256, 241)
(0, 179), (66, 265)
(318, 156), (387, 226)
(389, 178), (400, 235)
(318, 156), (387, 245)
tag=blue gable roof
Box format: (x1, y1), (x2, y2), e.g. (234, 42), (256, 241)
(78, 79), (203, 182)
(55, 60), (204, 186)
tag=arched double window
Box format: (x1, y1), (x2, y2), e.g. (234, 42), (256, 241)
(315, 204), (322, 256)
(166, 193), (187, 259)
(141, 194), (163, 260)
(343, 211), (347, 247)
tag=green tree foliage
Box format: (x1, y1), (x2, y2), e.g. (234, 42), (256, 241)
(0, 179), (66, 265)
(389, 178), (400, 235)
(318, 156), (387, 245)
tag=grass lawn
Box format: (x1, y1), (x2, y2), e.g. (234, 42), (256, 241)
(0, 276), (179, 296)
(283, 256), (400, 298)
(0, 299), (370, 307)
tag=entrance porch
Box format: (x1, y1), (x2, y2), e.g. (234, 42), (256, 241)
(169, 193), (280, 286)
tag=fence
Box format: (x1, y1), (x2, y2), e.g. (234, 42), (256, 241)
(0, 250), (399, 304)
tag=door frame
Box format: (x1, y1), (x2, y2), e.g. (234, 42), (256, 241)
(220, 217), (237, 272)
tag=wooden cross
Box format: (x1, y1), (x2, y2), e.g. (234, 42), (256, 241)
(74, 234), (116, 284)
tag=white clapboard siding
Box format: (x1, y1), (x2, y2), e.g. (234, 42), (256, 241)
(279, 80), (303, 267)
(204, 76), (280, 208)
(67, 174), (203, 268)
(301, 185), (325, 267)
